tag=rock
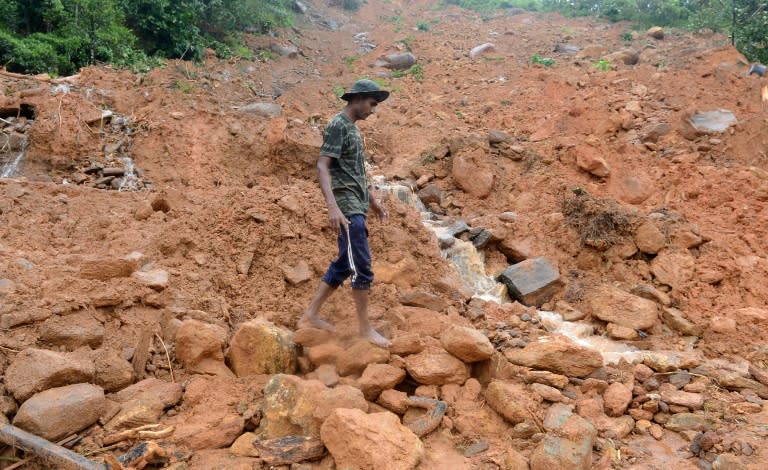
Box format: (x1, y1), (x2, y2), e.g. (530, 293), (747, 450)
(377, 389), (410, 414)
(254, 435), (325, 465)
(94, 351), (135, 392)
(390, 333), (425, 356)
(530, 403), (597, 470)
(484, 380), (530, 424)
(336, 341), (390, 376)
(660, 390), (704, 410)
(399, 290), (447, 312)
(38, 312), (104, 349)
(321, 409), (423, 470)
(358, 364), (406, 400)
(230, 432), (259, 457)
(596, 415), (635, 439)
(282, 261), (312, 285)
(650, 251), (695, 289)
(712, 454), (744, 470)
(603, 382), (632, 417)
(175, 319), (233, 376)
(689, 110), (736, 133)
(417, 184), (442, 205)
(13, 384), (105, 441)
(503, 448), (530, 469)
(646, 26), (664, 39)
(132, 268), (169, 290)
(469, 43), (496, 59)
(228, 319), (297, 377)
(452, 147), (495, 198)
(661, 307), (703, 336)
(378, 52), (417, 70)
(498, 257), (563, 307)
(488, 129), (513, 144)
(576, 45), (609, 59)
(643, 351), (702, 372)
(260, 374), (367, 439)
(0, 279), (16, 295)
(504, 335), (603, 378)
(605, 48), (639, 65)
(307, 343), (344, 366)
(710, 316), (737, 333)
(607, 323), (639, 340)
(572, 145), (610, 177)
(665, 413), (715, 432)
(634, 221), (666, 254)
(630, 284), (672, 306)
(405, 349), (470, 385)
(292, 327), (333, 347)
(315, 364), (339, 387)
(5, 348), (95, 401)
(585, 286), (658, 330)
(240, 102), (283, 118)
(554, 43), (580, 54)
(79, 258), (135, 280)
(270, 43), (299, 58)
(440, 326), (494, 362)
(531, 383), (564, 402)
(523, 370), (569, 389)
(106, 378), (183, 431)
(499, 237), (535, 262)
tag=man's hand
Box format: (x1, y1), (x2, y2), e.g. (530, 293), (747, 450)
(370, 197), (388, 222)
(328, 205), (350, 235)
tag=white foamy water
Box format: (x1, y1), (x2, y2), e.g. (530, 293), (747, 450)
(0, 146), (27, 178)
(117, 156), (140, 191)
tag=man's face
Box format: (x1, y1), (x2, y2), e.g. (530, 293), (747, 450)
(353, 96), (379, 120)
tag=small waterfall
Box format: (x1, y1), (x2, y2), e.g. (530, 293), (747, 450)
(0, 144), (27, 179)
(117, 156), (140, 191)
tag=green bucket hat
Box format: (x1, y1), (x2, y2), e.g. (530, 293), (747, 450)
(341, 79), (390, 103)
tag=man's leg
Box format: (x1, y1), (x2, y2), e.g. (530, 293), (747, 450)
(299, 281), (337, 331)
(352, 288), (389, 347)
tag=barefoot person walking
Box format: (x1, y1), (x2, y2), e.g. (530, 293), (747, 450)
(299, 80), (390, 347)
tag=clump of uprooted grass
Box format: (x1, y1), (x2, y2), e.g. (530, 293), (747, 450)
(562, 189), (636, 250)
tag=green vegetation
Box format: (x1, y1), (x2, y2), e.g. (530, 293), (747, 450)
(0, 0), (294, 75)
(594, 58), (611, 71)
(392, 64), (424, 81)
(173, 79), (194, 94)
(333, 85), (345, 98)
(417, 20), (430, 31)
(343, 55), (360, 71)
(257, 50), (276, 61)
(531, 53), (555, 67)
(622, 31), (634, 42)
(342, 0), (361, 11)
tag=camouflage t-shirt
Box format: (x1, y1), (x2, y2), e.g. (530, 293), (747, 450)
(320, 112), (369, 217)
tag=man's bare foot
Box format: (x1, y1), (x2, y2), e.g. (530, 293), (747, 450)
(360, 328), (390, 348)
(298, 315), (336, 332)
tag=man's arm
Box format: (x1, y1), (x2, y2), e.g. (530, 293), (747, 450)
(317, 156), (349, 234)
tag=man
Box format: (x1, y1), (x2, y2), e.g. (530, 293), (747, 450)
(298, 79), (390, 347)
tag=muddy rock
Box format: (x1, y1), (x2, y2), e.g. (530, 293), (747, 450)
(605, 48), (640, 65)
(79, 258), (135, 280)
(94, 350), (135, 392)
(175, 319), (233, 376)
(377, 389), (410, 414)
(531, 403), (597, 470)
(13, 383), (105, 441)
(358, 363), (406, 400)
(712, 453), (744, 470)
(607, 323), (639, 340)
(336, 340), (390, 376)
(378, 52), (417, 70)
(634, 221), (666, 254)
(307, 343), (344, 366)
(440, 325), (494, 362)
(572, 144), (610, 177)
(603, 382), (632, 417)
(282, 260), (312, 285)
(132, 268), (169, 290)
(293, 328), (334, 347)
(417, 184), (442, 205)
(661, 307), (703, 337)
(5, 348), (95, 401)
(643, 351), (702, 372)
(228, 319), (297, 377)
(660, 390), (704, 410)
(399, 290), (447, 312)
(484, 380), (530, 424)
(230, 432), (260, 457)
(646, 26), (664, 39)
(531, 383), (564, 402)
(650, 251), (695, 290)
(38, 311), (104, 349)
(106, 378), (183, 431)
(664, 412), (715, 432)
(240, 102), (283, 118)
(321, 408), (423, 470)
(576, 45), (609, 59)
(390, 333), (425, 356)
(452, 147), (495, 198)
(260, 374), (367, 439)
(498, 257), (563, 307)
(504, 335), (603, 378)
(585, 285), (658, 330)
(595, 414), (635, 439)
(388, 306), (452, 338)
(469, 43), (496, 59)
(405, 349), (470, 385)
(503, 448), (530, 470)
(524, 370), (570, 389)
(315, 364), (339, 387)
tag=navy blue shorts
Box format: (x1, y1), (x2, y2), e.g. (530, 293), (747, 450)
(322, 214), (373, 290)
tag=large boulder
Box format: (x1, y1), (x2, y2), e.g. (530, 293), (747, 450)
(452, 147), (495, 198)
(228, 319), (297, 377)
(13, 384), (105, 441)
(358, 364), (406, 400)
(498, 257), (563, 307)
(336, 340), (390, 376)
(259, 374), (367, 439)
(405, 349), (470, 385)
(504, 336), (603, 378)
(440, 325), (494, 362)
(530, 403), (597, 470)
(320, 409), (424, 470)
(175, 319), (233, 376)
(585, 286), (659, 330)
(5, 348), (95, 401)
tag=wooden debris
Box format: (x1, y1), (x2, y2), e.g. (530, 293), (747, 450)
(0, 423), (106, 470)
(132, 330), (152, 379)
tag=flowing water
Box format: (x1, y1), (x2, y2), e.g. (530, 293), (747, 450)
(375, 177), (645, 365)
(118, 156), (141, 191)
(0, 144), (27, 179)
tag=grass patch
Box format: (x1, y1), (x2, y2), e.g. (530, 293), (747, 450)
(392, 64), (424, 81)
(257, 49), (276, 61)
(333, 85), (345, 98)
(343, 55), (360, 71)
(562, 190), (636, 250)
(531, 53), (555, 67)
(417, 20), (429, 31)
(593, 58), (611, 72)
(173, 80), (195, 94)
(484, 55), (504, 61)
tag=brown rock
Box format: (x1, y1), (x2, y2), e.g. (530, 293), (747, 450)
(499, 237), (535, 262)
(531, 383), (564, 402)
(484, 380), (530, 424)
(418, 184), (442, 205)
(607, 323), (639, 340)
(595, 415), (635, 439)
(503, 448), (530, 470)
(255, 435), (326, 465)
(585, 286), (658, 330)
(315, 364), (339, 387)
(405, 349), (470, 385)
(523, 370), (570, 389)
(38, 312), (104, 349)
(282, 261), (312, 285)
(94, 350), (135, 392)
(531, 404), (597, 470)
(336, 341), (390, 376)
(399, 290), (447, 312)
(713, 453), (744, 470)
(175, 319), (232, 376)
(5, 348), (95, 401)
(377, 389), (410, 414)
(230, 432), (259, 457)
(603, 382), (632, 417)
(661, 307), (703, 337)
(710, 316), (736, 333)
(635, 222), (666, 254)
(307, 343), (344, 366)
(452, 147), (495, 198)
(440, 325), (494, 362)
(358, 364), (406, 400)
(228, 319), (297, 377)
(387, 306), (451, 338)
(555, 300), (586, 321)
(390, 333), (425, 356)
(79, 258), (136, 280)
(630, 284), (672, 306)
(13, 384), (105, 441)
(259, 374), (367, 439)
(660, 390), (704, 410)
(292, 327), (334, 347)
(106, 378), (183, 431)
(615, 175), (653, 204)
(572, 144), (610, 177)
(605, 48), (640, 65)
(504, 336), (603, 378)
(650, 251), (695, 290)
(321, 409), (423, 470)
(646, 26), (664, 39)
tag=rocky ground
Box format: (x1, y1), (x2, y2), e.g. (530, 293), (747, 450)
(1, 0), (768, 469)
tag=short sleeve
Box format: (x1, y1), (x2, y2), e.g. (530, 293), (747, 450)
(320, 119), (345, 159)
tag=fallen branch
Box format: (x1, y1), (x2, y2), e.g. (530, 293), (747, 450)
(0, 423), (107, 470)
(154, 333), (175, 383)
